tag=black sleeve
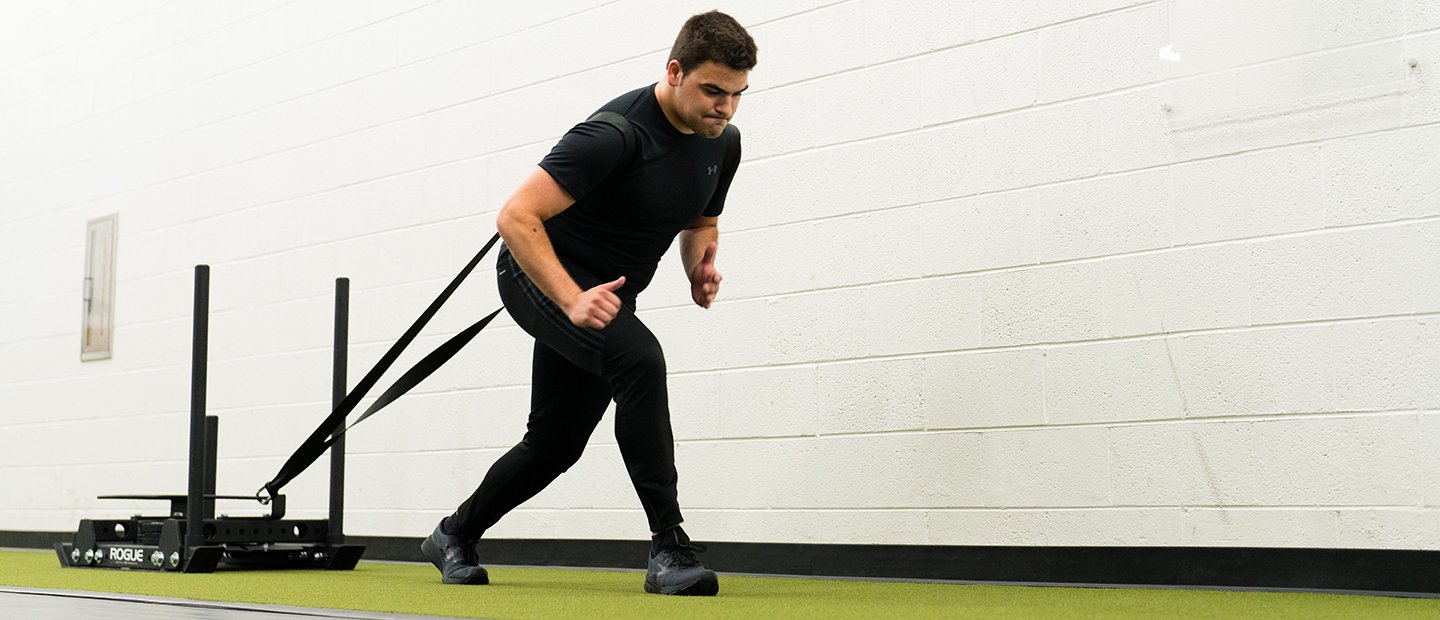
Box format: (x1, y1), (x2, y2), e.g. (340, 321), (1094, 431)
(702, 126), (741, 217)
(537, 121), (627, 202)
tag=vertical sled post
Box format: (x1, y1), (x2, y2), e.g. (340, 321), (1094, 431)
(186, 265), (209, 548)
(329, 277), (349, 545)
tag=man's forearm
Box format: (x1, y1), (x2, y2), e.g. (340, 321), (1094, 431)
(496, 208), (583, 310)
(679, 224), (718, 279)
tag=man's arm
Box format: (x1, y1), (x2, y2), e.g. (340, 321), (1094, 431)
(679, 215), (722, 309)
(496, 166), (625, 329)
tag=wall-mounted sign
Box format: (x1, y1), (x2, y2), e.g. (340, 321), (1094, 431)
(82, 214), (118, 361)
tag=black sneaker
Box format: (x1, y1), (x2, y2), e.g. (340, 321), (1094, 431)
(645, 527), (718, 596)
(420, 518), (488, 585)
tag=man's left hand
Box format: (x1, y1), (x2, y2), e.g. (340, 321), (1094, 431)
(689, 243), (723, 309)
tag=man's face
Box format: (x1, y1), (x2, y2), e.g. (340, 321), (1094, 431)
(667, 60), (749, 138)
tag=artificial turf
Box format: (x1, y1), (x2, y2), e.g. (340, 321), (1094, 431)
(1, 549), (1437, 619)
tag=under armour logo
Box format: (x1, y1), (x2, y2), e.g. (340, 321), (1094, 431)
(707, 165), (718, 176)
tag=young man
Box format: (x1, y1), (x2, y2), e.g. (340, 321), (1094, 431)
(421, 11), (756, 596)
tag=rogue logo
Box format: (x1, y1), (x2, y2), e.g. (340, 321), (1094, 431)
(109, 546), (146, 564)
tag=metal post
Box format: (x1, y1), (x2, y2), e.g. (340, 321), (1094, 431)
(328, 277), (349, 545)
(203, 416), (218, 520)
(186, 265), (210, 548)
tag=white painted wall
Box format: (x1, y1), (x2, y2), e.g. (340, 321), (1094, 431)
(2, 0), (1437, 550)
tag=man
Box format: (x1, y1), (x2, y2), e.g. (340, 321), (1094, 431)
(421, 11), (756, 596)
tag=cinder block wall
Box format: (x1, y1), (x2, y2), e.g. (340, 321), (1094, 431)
(2, 1), (1437, 549)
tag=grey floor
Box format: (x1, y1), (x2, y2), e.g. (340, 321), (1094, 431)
(0, 588), (466, 620)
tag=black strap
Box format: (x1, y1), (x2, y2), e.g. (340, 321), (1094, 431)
(721, 123), (740, 175)
(587, 110), (639, 173)
(259, 233), (504, 501)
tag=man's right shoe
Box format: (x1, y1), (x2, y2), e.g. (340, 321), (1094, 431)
(645, 527), (718, 596)
(420, 518), (489, 585)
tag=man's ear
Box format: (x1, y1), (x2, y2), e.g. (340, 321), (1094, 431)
(666, 59), (684, 87)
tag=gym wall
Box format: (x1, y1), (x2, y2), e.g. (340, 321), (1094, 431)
(1, 0), (1438, 552)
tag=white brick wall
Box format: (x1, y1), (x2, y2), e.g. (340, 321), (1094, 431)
(2, 1), (1438, 551)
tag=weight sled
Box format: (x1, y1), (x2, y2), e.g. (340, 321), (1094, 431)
(58, 268), (363, 572)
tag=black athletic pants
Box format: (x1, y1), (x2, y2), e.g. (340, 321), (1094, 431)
(448, 247), (683, 538)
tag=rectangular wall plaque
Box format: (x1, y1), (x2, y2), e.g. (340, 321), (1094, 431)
(81, 214), (118, 361)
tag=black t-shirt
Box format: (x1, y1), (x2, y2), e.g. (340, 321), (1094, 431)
(537, 84), (740, 300)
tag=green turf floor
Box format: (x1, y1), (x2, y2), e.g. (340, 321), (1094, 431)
(2, 549), (1437, 619)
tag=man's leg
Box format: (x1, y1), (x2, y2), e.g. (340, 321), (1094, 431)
(423, 339), (610, 585)
(448, 340), (612, 538)
(594, 311), (717, 596)
(595, 311), (683, 534)
(481, 246), (712, 594)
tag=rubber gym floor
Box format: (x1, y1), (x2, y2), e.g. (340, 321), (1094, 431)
(3, 549), (1439, 619)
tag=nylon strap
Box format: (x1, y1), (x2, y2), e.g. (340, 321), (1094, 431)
(259, 233), (503, 501)
(587, 111), (638, 171)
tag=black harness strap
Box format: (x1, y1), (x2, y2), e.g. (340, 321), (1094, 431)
(587, 111), (639, 174)
(260, 233), (503, 501)
(721, 123), (739, 175)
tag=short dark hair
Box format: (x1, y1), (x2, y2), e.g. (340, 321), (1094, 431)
(669, 10), (757, 74)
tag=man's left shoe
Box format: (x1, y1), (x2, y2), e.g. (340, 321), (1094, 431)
(644, 527), (719, 596)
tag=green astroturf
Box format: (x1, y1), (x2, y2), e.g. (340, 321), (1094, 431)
(2, 550), (1437, 619)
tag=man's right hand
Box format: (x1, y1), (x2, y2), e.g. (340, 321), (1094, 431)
(565, 276), (626, 329)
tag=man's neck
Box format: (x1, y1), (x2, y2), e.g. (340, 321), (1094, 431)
(653, 83), (693, 134)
